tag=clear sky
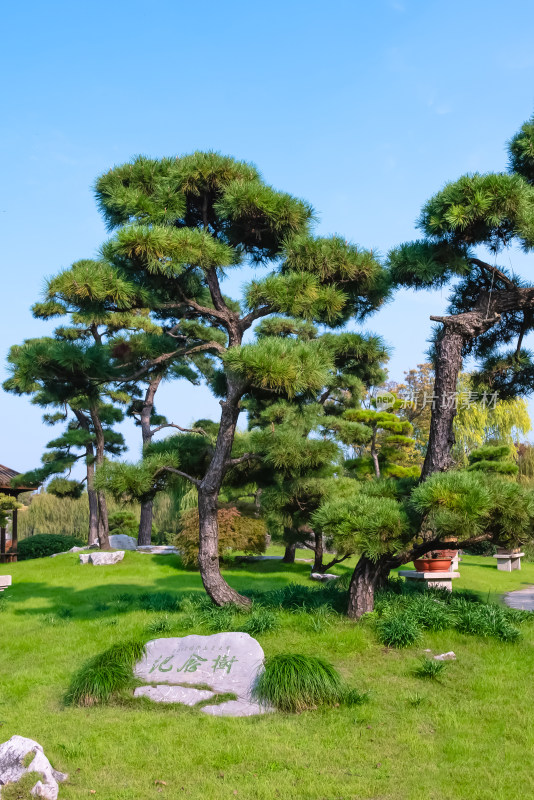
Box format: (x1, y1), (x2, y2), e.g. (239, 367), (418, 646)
(2, 0), (534, 474)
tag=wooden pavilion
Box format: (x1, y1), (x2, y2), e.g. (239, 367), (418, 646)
(0, 465), (38, 563)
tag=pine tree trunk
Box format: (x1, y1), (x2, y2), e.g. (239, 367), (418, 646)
(86, 448), (99, 547)
(138, 499), (153, 546)
(347, 554), (391, 618)
(197, 381), (250, 607)
(421, 328), (464, 479)
(89, 405), (110, 549)
(282, 541), (297, 564)
(313, 530), (324, 572)
(138, 375), (161, 545)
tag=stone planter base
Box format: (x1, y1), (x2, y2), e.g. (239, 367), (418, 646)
(493, 552), (524, 571)
(398, 570), (460, 592)
(0, 575), (12, 592)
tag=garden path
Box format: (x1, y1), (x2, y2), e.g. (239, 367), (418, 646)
(504, 586), (534, 611)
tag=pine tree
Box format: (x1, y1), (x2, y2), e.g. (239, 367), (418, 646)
(91, 152), (390, 605)
(388, 112), (534, 478)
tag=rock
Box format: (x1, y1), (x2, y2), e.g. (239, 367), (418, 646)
(108, 534), (137, 550)
(0, 576), (12, 592)
(79, 551), (125, 566)
(434, 651), (456, 661)
(201, 699), (273, 717)
(0, 735), (68, 800)
(134, 685), (215, 705)
(136, 546), (178, 555)
(310, 572), (339, 582)
(134, 632), (270, 716)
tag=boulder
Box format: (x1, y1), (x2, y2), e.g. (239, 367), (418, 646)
(108, 534), (137, 551)
(434, 651), (456, 661)
(310, 572), (339, 582)
(136, 545), (178, 555)
(79, 551), (125, 566)
(134, 632), (274, 717)
(0, 735), (68, 799)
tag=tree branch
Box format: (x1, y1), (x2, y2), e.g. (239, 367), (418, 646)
(153, 466), (200, 487)
(149, 422), (210, 438)
(322, 553), (351, 571)
(225, 452), (261, 467)
(470, 257), (516, 289)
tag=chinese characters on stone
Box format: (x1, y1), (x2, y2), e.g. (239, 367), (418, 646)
(149, 652), (238, 675)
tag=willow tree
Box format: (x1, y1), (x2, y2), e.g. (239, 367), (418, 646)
(93, 152), (389, 605)
(389, 112), (534, 479)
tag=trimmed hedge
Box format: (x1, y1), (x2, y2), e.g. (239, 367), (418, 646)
(17, 534), (85, 560)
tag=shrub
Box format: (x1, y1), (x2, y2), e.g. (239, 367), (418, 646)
(108, 510), (139, 539)
(17, 533), (85, 560)
(454, 602), (521, 642)
(145, 615), (173, 634)
(376, 613), (422, 648)
(253, 653), (345, 712)
(47, 478), (84, 499)
(242, 608), (280, 635)
(409, 595), (455, 632)
(176, 507), (266, 567)
(414, 657), (447, 680)
(66, 640), (145, 706)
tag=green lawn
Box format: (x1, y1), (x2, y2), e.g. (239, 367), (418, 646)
(1, 551), (534, 800)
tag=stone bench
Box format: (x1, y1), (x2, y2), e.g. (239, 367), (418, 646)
(493, 552), (525, 572)
(0, 575), (12, 592)
(398, 570), (460, 592)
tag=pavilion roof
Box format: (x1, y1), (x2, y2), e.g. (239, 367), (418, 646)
(0, 464), (38, 494)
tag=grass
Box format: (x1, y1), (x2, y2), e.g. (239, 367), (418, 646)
(413, 657), (448, 680)
(1, 549), (534, 799)
(253, 653), (346, 712)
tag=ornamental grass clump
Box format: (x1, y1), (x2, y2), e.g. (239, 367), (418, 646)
(414, 657), (448, 680)
(242, 608), (280, 635)
(376, 613), (422, 648)
(454, 602), (521, 642)
(66, 640), (145, 706)
(253, 653), (345, 712)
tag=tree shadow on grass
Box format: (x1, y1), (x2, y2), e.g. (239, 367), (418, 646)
(4, 553), (321, 621)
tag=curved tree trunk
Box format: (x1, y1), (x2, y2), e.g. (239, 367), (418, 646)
(138, 499), (154, 546)
(312, 530), (324, 573)
(347, 554), (391, 619)
(282, 540), (297, 564)
(197, 381), (250, 607)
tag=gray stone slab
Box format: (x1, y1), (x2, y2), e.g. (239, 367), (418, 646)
(201, 699), (274, 717)
(504, 586), (534, 611)
(84, 551), (125, 566)
(136, 545), (179, 555)
(109, 534), (137, 550)
(0, 575), (12, 592)
(134, 685), (214, 705)
(134, 632), (264, 700)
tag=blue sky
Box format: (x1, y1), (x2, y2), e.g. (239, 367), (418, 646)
(2, 0), (534, 473)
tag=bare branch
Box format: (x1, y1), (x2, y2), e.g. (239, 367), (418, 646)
(470, 257), (516, 288)
(226, 452), (261, 468)
(153, 466), (200, 487)
(149, 422), (210, 438)
(239, 305), (272, 331)
(322, 553), (351, 571)
(116, 341), (226, 383)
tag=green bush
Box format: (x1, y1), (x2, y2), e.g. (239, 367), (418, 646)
(66, 640), (145, 706)
(253, 653), (345, 712)
(414, 657), (447, 680)
(454, 602), (521, 642)
(242, 608), (280, 635)
(17, 533), (85, 560)
(376, 613), (422, 648)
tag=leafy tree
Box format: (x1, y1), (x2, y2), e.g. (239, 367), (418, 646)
(4, 337), (126, 548)
(342, 403), (419, 480)
(388, 112), (534, 478)
(315, 469), (534, 617)
(91, 152), (390, 605)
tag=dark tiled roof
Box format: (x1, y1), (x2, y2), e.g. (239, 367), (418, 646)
(0, 464), (38, 491)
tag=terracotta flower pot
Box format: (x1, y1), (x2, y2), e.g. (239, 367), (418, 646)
(413, 558), (452, 572)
